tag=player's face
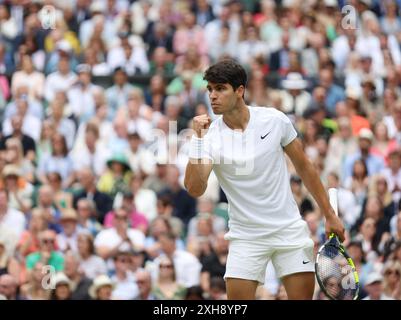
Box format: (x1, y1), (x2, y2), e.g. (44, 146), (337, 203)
(207, 82), (242, 114)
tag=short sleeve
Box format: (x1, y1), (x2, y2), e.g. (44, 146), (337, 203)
(278, 112), (298, 147)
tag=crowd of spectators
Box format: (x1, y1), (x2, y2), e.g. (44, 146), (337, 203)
(1, 0), (401, 300)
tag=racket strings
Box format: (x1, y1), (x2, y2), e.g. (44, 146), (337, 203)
(316, 245), (358, 300)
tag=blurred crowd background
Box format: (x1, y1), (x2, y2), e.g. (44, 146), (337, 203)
(1, 0), (401, 300)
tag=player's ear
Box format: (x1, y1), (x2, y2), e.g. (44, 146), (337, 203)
(236, 85), (245, 98)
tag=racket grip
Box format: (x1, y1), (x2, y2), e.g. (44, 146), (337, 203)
(328, 188), (338, 217)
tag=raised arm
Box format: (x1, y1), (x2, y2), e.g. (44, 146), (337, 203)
(184, 114), (213, 198)
(284, 138), (345, 241)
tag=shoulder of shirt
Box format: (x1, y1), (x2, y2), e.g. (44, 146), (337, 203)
(250, 105), (290, 122)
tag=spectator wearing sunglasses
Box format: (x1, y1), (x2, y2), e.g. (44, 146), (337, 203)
(25, 230), (64, 272)
(134, 269), (157, 300)
(151, 255), (186, 300)
(110, 250), (139, 300)
(382, 260), (401, 300)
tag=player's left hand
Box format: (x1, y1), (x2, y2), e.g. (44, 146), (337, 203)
(325, 213), (345, 242)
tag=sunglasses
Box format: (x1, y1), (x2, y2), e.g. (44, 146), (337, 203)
(385, 270), (400, 276)
(159, 264), (173, 269)
(116, 258), (130, 263)
(115, 216), (128, 220)
(136, 280), (147, 284)
(42, 239), (55, 244)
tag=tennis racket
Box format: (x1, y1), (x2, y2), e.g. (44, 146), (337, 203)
(315, 188), (360, 300)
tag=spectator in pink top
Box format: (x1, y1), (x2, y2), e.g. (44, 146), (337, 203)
(173, 11), (208, 59)
(103, 191), (148, 234)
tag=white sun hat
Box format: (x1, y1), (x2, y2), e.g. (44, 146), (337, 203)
(282, 72), (308, 90)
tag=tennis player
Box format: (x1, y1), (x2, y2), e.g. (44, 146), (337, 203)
(184, 59), (345, 300)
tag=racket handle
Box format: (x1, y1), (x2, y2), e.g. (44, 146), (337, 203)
(328, 188), (338, 217)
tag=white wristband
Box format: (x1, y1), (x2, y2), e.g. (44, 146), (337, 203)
(189, 135), (204, 159)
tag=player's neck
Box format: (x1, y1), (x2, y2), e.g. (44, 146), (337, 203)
(222, 102), (249, 131)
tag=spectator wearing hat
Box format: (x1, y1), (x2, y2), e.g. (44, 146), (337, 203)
(67, 64), (100, 124)
(89, 274), (114, 300)
(77, 232), (107, 280)
(73, 168), (113, 224)
(343, 128), (385, 181)
(110, 250), (139, 300)
(362, 272), (394, 300)
(56, 208), (80, 253)
(97, 153), (132, 197)
(63, 251), (92, 300)
(105, 67), (135, 119)
(44, 54), (77, 102)
(26, 230), (64, 272)
(279, 72), (311, 117)
(44, 16), (81, 74)
(50, 272), (72, 300)
(1, 164), (33, 213)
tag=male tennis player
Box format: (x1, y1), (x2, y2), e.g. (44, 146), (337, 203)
(184, 59), (345, 300)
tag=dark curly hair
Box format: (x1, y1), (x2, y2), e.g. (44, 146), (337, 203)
(203, 58), (248, 93)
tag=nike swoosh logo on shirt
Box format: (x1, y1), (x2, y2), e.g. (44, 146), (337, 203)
(302, 260), (310, 264)
(261, 131), (271, 139)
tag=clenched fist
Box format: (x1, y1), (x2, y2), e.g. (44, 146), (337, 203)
(193, 114), (211, 138)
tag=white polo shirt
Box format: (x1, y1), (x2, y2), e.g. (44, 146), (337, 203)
(203, 106), (301, 240)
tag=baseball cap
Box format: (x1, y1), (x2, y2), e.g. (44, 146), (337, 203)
(358, 128), (374, 141)
(365, 272), (382, 286)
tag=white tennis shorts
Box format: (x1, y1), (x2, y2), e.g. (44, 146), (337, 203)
(224, 219), (315, 284)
